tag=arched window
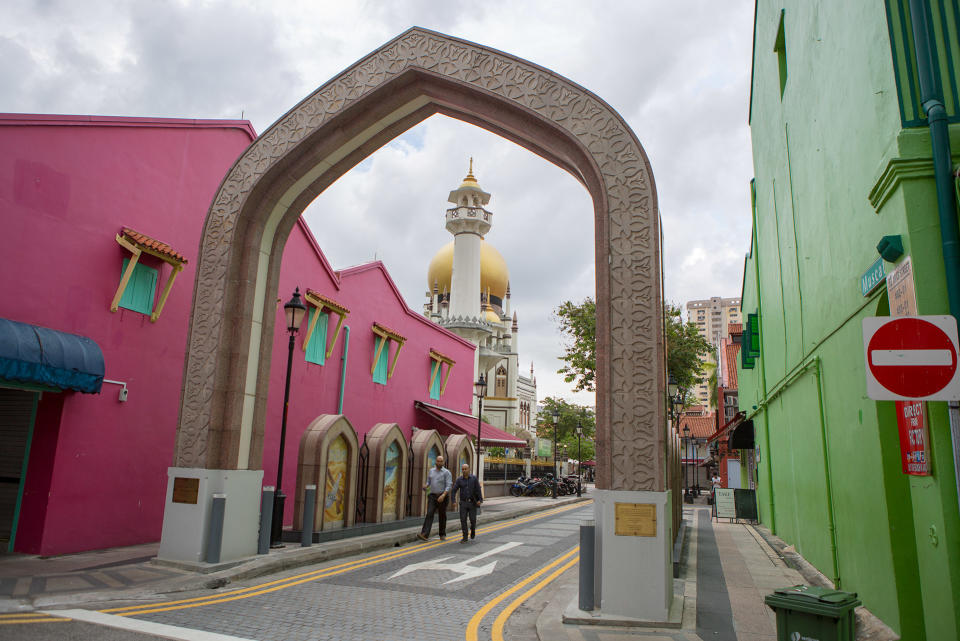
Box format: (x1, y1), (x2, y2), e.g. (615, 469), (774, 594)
(495, 365), (507, 397)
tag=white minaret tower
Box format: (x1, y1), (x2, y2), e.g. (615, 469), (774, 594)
(446, 159), (492, 320)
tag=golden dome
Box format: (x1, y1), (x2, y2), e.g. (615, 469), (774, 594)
(484, 305), (502, 324)
(427, 240), (509, 300)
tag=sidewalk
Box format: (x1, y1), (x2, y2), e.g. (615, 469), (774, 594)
(536, 505), (805, 640)
(0, 491), (590, 612)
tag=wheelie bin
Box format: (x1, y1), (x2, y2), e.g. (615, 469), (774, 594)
(764, 585), (860, 641)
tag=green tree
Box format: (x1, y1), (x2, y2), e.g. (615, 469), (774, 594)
(665, 304), (714, 405)
(553, 299), (713, 403)
(555, 298), (596, 392)
(535, 397), (596, 460)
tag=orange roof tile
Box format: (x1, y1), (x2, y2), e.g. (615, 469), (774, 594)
(725, 342), (741, 389)
(728, 323), (743, 335)
(678, 413), (717, 439)
(121, 228), (187, 263)
(305, 289), (350, 314)
(373, 321), (406, 343)
(429, 349), (455, 364)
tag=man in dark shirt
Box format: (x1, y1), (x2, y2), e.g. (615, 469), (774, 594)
(451, 463), (483, 543)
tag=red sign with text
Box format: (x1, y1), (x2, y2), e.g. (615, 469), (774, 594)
(895, 400), (931, 475)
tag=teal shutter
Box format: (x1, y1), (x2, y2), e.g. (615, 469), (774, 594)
(373, 336), (389, 384)
(305, 308), (328, 365)
(430, 361), (441, 399)
(118, 258), (158, 315)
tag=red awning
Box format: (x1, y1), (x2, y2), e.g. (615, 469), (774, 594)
(414, 401), (528, 446)
(581, 460), (596, 467)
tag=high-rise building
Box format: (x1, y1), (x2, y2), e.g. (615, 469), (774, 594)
(685, 296), (741, 405)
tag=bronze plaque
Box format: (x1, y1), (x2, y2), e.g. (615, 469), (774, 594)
(172, 477), (200, 504)
(614, 502), (656, 537)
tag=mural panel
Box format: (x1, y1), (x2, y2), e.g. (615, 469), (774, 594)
(324, 435), (347, 527)
(383, 441), (400, 521)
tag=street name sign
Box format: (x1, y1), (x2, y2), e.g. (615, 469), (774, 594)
(860, 257), (886, 297)
(862, 315), (960, 400)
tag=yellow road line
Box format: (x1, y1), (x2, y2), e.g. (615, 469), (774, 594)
(0, 612), (71, 625)
(465, 548), (578, 641)
(491, 556), (579, 641)
(108, 500), (591, 617)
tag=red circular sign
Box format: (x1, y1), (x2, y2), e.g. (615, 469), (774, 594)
(867, 318), (958, 397)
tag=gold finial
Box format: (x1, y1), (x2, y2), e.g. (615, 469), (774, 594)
(462, 157), (477, 184)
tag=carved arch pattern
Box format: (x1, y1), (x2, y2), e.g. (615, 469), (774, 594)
(176, 27), (662, 491)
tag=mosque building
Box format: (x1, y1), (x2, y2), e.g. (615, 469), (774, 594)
(423, 162), (537, 434)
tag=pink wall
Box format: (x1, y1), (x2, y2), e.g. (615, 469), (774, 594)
(264, 220), (476, 525)
(0, 115), (256, 554)
(1, 115), (477, 553)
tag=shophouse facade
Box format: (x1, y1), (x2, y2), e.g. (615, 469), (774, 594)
(0, 114), (483, 556)
(739, 2), (960, 639)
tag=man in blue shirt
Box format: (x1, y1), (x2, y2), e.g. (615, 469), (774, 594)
(451, 462), (483, 543)
(417, 455), (452, 541)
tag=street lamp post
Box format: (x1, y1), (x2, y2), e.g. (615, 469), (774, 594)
(551, 408), (559, 499)
(474, 374), (487, 473)
(575, 421), (583, 497)
(682, 425), (691, 504)
(270, 287), (307, 548)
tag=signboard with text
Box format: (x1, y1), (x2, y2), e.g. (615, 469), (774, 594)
(714, 488), (736, 520)
(862, 315), (960, 400)
(860, 257), (886, 297)
(895, 400), (932, 475)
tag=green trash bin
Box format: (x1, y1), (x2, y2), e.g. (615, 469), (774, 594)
(764, 585), (860, 641)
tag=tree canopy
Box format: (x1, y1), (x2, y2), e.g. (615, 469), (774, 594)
(535, 397), (596, 461)
(554, 298), (713, 403)
(555, 298), (596, 392)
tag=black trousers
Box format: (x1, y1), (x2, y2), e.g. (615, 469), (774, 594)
(459, 502), (478, 538)
(421, 493), (448, 537)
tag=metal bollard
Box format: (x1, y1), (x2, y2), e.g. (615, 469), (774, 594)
(205, 493), (226, 564)
(258, 486), (275, 555)
(579, 519), (595, 611)
(301, 485), (317, 547)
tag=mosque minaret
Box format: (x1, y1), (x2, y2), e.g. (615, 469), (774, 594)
(424, 161), (537, 433)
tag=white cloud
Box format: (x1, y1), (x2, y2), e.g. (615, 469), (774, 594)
(0, 0), (756, 405)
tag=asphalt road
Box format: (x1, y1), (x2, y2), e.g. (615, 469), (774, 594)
(0, 501), (591, 641)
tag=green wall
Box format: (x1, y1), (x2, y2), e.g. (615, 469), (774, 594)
(741, 2), (960, 639)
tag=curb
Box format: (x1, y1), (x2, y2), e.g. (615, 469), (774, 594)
(14, 496), (592, 612)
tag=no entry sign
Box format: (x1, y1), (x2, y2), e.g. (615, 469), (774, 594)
(862, 315), (960, 400)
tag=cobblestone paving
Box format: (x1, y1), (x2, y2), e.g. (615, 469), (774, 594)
(134, 504), (591, 641)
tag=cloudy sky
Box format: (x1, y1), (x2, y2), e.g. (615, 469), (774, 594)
(1, 0), (755, 406)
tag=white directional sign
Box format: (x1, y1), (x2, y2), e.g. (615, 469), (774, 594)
(389, 541), (522, 584)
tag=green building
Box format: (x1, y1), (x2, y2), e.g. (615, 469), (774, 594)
(739, 2), (960, 639)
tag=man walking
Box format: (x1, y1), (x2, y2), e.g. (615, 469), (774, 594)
(417, 455), (452, 541)
(451, 463), (483, 543)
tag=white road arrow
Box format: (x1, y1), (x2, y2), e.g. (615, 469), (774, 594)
(389, 541), (523, 584)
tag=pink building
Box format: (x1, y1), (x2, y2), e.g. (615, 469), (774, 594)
(0, 114), (477, 556)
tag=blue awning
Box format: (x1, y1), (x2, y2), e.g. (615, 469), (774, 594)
(0, 318), (104, 394)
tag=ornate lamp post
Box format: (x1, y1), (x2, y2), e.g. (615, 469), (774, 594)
(474, 374), (487, 472)
(551, 408), (559, 499)
(575, 421), (583, 497)
(270, 287), (307, 548)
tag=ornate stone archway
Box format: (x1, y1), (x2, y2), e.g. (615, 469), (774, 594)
(175, 27), (662, 493)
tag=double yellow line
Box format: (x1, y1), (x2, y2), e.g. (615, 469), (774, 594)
(0, 612), (70, 625)
(97, 500), (590, 618)
(466, 548), (579, 641)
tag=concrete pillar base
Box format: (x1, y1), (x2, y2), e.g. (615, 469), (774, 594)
(157, 467), (263, 563)
(592, 489), (673, 621)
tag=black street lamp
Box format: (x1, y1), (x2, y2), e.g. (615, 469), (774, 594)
(271, 287), (307, 548)
(551, 408), (559, 499)
(682, 425), (691, 504)
(575, 421), (583, 497)
(474, 374), (487, 472)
